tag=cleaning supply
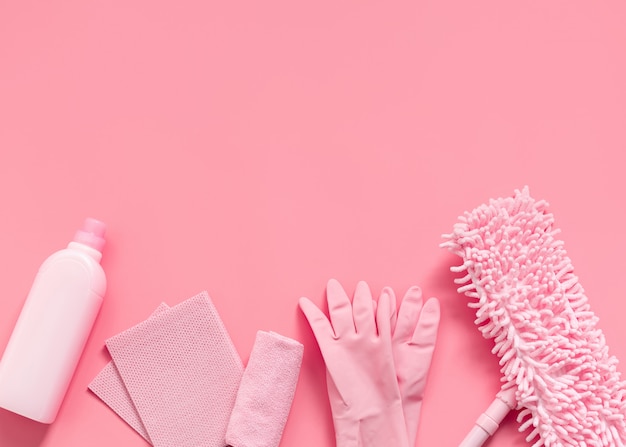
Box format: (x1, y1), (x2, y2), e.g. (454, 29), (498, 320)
(388, 286), (440, 447)
(299, 279), (410, 447)
(100, 292), (244, 447)
(441, 187), (626, 446)
(225, 330), (304, 447)
(458, 386), (516, 446)
(88, 303), (171, 443)
(91, 298), (305, 447)
(0, 218), (107, 423)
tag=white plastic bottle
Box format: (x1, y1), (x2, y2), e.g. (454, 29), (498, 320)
(0, 218), (107, 423)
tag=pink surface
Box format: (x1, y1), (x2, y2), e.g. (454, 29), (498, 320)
(0, 1), (625, 446)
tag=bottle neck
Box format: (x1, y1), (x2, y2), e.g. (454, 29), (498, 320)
(68, 241), (103, 263)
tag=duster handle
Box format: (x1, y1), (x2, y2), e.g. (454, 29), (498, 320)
(459, 387), (517, 447)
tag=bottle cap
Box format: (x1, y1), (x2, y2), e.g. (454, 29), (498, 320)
(73, 218), (106, 252)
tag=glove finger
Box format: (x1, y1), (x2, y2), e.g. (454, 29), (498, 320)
(376, 288), (393, 340)
(326, 278), (355, 337)
(299, 297), (335, 341)
(383, 286), (398, 332)
(371, 291), (396, 331)
(393, 286), (423, 342)
(352, 280), (375, 336)
(410, 297), (441, 347)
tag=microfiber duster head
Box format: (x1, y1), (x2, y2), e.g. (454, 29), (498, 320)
(442, 187), (626, 447)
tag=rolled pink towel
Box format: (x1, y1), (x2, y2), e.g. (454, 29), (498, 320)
(226, 331), (303, 447)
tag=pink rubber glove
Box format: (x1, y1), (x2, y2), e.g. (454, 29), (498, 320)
(299, 279), (410, 447)
(383, 286), (440, 447)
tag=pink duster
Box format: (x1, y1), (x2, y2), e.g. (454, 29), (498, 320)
(442, 187), (626, 447)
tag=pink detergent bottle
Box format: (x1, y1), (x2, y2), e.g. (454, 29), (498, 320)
(0, 218), (107, 423)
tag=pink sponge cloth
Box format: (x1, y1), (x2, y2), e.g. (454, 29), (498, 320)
(102, 292), (244, 447)
(88, 303), (170, 443)
(225, 330), (303, 447)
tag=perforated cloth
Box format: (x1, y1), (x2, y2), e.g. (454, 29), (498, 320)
(94, 292), (244, 447)
(88, 303), (170, 443)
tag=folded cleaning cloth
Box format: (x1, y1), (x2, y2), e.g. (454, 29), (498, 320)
(225, 330), (303, 447)
(96, 292), (244, 447)
(88, 303), (170, 443)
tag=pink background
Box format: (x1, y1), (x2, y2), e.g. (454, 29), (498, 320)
(1, 1), (626, 446)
